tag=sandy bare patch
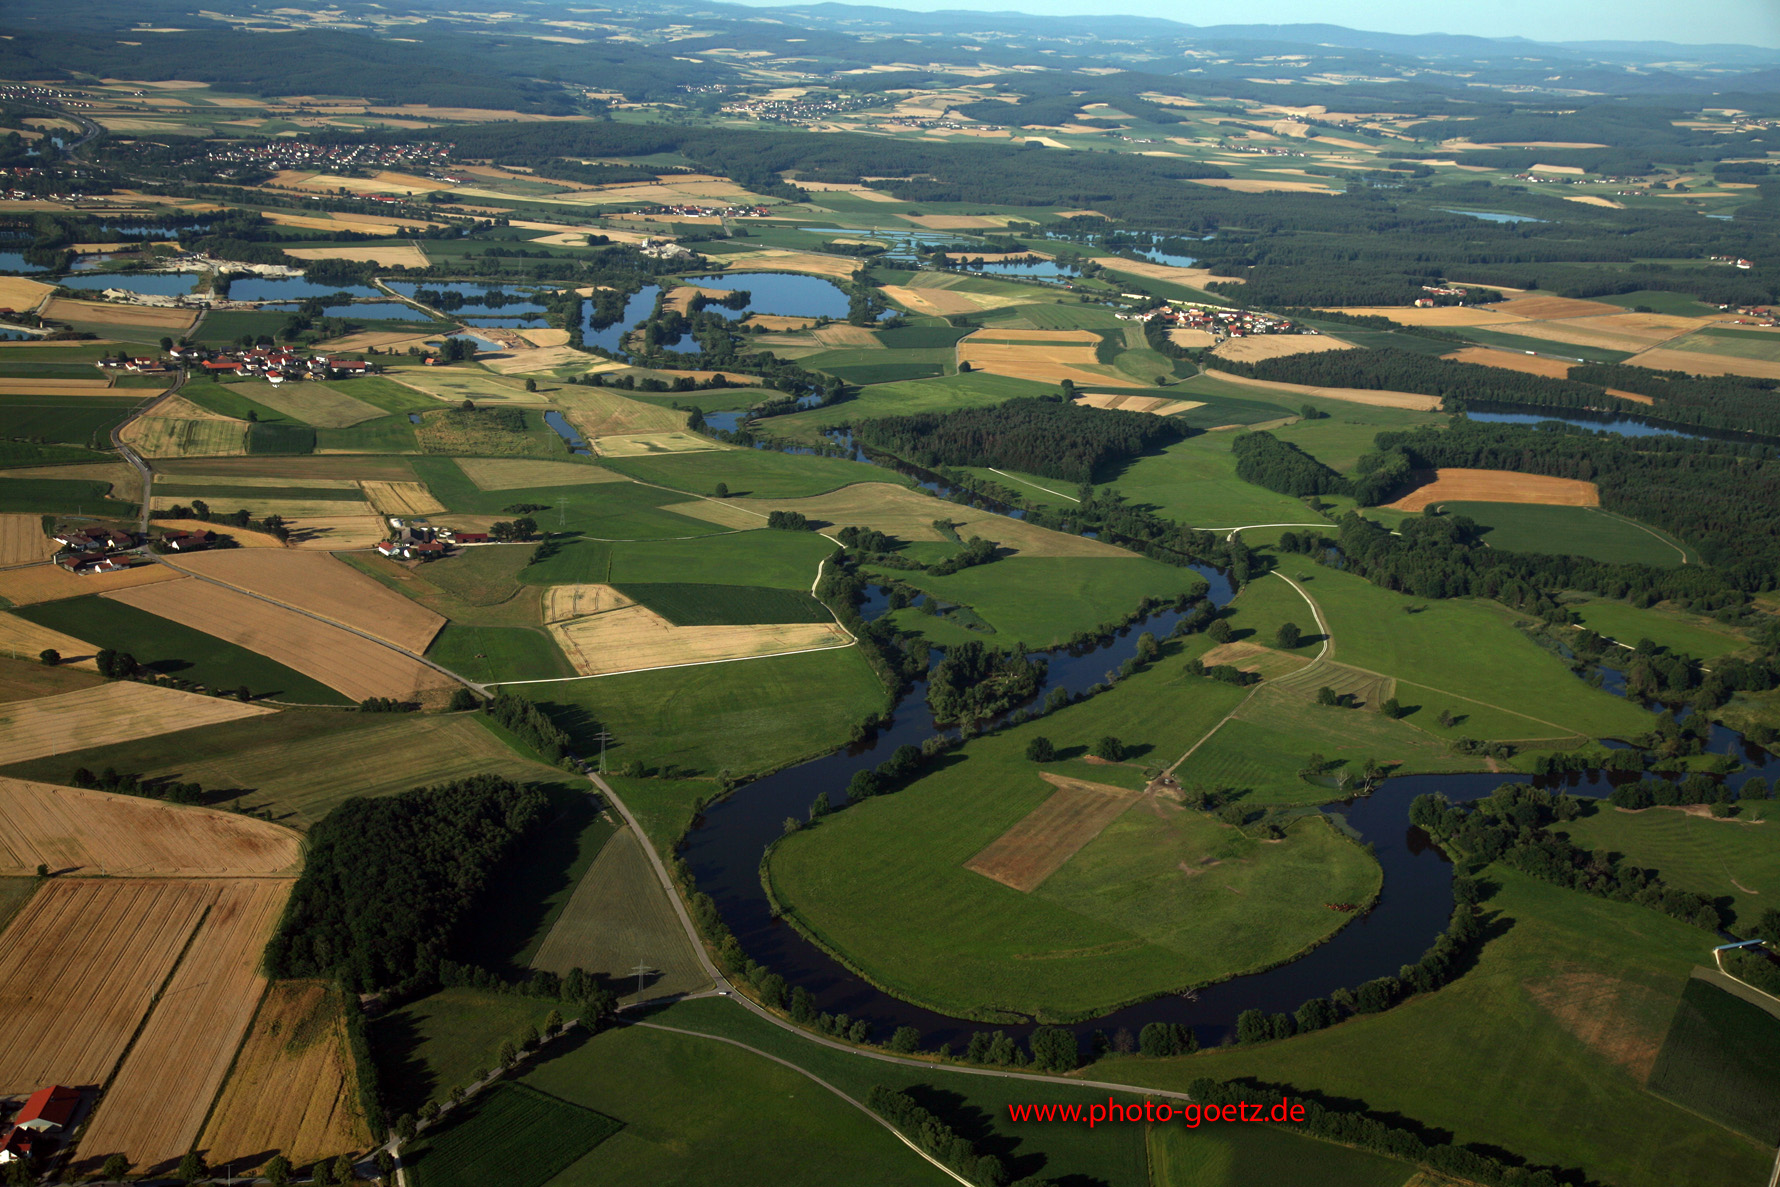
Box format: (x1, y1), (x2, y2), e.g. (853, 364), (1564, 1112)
(0, 561), (182, 607)
(549, 597), (850, 676)
(1385, 468), (1599, 512)
(167, 549), (445, 653)
(1212, 334), (1356, 363)
(0, 682), (275, 766)
(1205, 369), (1442, 411)
(965, 772), (1137, 892)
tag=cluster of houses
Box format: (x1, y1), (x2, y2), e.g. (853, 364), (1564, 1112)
(193, 347), (375, 383)
(1122, 301), (1307, 339)
(0, 1085), (80, 1167)
(1412, 284), (1478, 308)
(639, 238), (699, 261)
(374, 518), (489, 562)
(1710, 255), (1756, 271)
(639, 203), (771, 220)
(52, 525), (141, 574)
(202, 138), (452, 178)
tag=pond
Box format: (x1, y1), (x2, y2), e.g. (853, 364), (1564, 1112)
(1466, 409), (1713, 442)
(680, 272), (860, 320)
(960, 257), (1079, 280)
(585, 284), (662, 355)
(543, 410), (591, 455)
(57, 272), (200, 297)
(1144, 250), (1200, 268)
(797, 227), (965, 261)
(0, 328), (35, 341)
(69, 254), (131, 272)
(0, 252), (40, 274)
(1439, 209), (1548, 225)
(384, 280), (551, 317)
(445, 330), (505, 353)
(227, 277), (380, 302)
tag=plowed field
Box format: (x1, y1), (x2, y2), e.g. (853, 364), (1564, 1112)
(1385, 468), (1600, 512)
(550, 600), (850, 676)
(964, 774), (1138, 892)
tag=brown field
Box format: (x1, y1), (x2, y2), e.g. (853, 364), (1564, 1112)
(0, 276), (54, 309)
(1206, 369), (1442, 411)
(167, 550), (446, 653)
(0, 777), (299, 876)
(0, 878), (214, 1093)
(39, 298), (197, 331)
(122, 414), (250, 458)
(1075, 393), (1204, 416)
(1168, 328), (1218, 350)
(531, 827), (712, 1006)
(1094, 256), (1244, 290)
(77, 879), (291, 1174)
(1441, 347), (1577, 379)
(1385, 468), (1600, 512)
(198, 981), (370, 1170)
(595, 431), (722, 457)
(104, 581), (456, 701)
(242, 384), (387, 429)
(957, 331), (1147, 388)
(964, 773), (1138, 892)
(1200, 640), (1312, 680)
(1212, 334), (1356, 363)
(518, 327), (572, 348)
(152, 495), (378, 521)
(550, 597), (850, 676)
(0, 560), (182, 607)
(0, 379), (122, 396)
(1627, 347), (1780, 382)
(0, 681), (276, 765)
(0, 514), (52, 565)
(1490, 296), (1624, 320)
(742, 315), (818, 332)
(1190, 177), (1338, 194)
(0, 654), (102, 703)
(812, 324), (882, 348)
(453, 457), (624, 491)
(153, 517), (285, 546)
(0, 611), (99, 671)
(1496, 319), (1669, 354)
(556, 387), (687, 442)
(360, 480), (445, 516)
(284, 515), (389, 551)
(544, 583), (636, 623)
(1323, 305), (1522, 327)
(283, 243), (429, 268)
(685, 483), (1134, 558)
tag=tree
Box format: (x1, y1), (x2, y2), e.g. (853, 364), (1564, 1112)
(498, 1039), (517, 1068)
(461, 399), (475, 411)
(1135, 631), (1160, 664)
(159, 336), (174, 352)
(524, 377), (538, 392)
(1236, 1009), (1271, 1044)
(1276, 621), (1301, 649)
(1317, 685), (1339, 706)
(333, 1154), (357, 1184)
(889, 1025), (921, 1053)
(714, 482), (729, 498)
(1139, 1021), (1195, 1057)
(957, 359), (973, 372)
(1380, 696), (1404, 719)
(1206, 617), (1233, 644)
(1299, 752), (1326, 778)
(313, 1158), (336, 1186)
(808, 790), (831, 820)
(176, 1151), (207, 1184)
(448, 687), (478, 711)
(1025, 736), (1055, 763)
(37, 648), (58, 666)
(543, 1009), (563, 1037)
(1092, 735), (1125, 762)
(102, 1154), (132, 1182)
(511, 517), (538, 540)
(1028, 1026), (1078, 1072)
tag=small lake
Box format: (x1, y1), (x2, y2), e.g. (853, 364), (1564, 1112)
(1439, 209), (1548, 225)
(1467, 409), (1712, 441)
(1145, 251), (1200, 268)
(384, 281), (551, 316)
(0, 252), (41, 274)
(446, 330), (505, 353)
(681, 272), (859, 320)
(543, 410), (591, 455)
(961, 258), (1079, 280)
(58, 272), (199, 297)
(69, 254), (132, 272)
(228, 277), (379, 302)
(264, 301), (431, 322)
(585, 284), (661, 355)
(459, 314), (548, 327)
(796, 226), (964, 261)
(0, 329), (35, 341)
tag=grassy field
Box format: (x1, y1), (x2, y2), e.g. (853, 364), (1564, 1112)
(15, 594), (348, 705)
(768, 643), (1376, 1020)
(1111, 869), (1771, 1187)
(522, 531), (834, 591)
(0, 475), (121, 514)
(597, 448), (896, 499)
(872, 556), (1205, 648)
(314, 415), (420, 453)
(1148, 1122), (1415, 1187)
(407, 455), (726, 541)
(377, 988), (571, 1113)
(769, 372), (1053, 442)
(0, 877), (37, 937)
(416, 408), (563, 458)
(519, 645), (889, 777)
(430, 624), (574, 684)
(1554, 804), (1777, 932)
(178, 381), (296, 425)
(1568, 599), (1744, 659)
(0, 394), (141, 449)
(407, 1082), (621, 1187)
(612, 583), (829, 626)
(1645, 975), (1780, 1144)
(1102, 436), (1333, 529)
(1301, 567), (1652, 740)
(1443, 502), (1691, 567)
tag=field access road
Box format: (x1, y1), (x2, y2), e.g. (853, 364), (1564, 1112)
(587, 769), (1201, 1106)
(110, 365), (187, 536)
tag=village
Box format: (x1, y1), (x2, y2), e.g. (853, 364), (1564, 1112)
(1120, 300), (1310, 339)
(94, 345), (379, 385)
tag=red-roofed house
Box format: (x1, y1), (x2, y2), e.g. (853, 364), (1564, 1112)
(0, 1085), (80, 1163)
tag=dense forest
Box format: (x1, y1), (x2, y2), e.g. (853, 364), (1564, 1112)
(1230, 431), (1349, 497)
(927, 642), (1048, 724)
(263, 776), (549, 993)
(852, 398), (1186, 483)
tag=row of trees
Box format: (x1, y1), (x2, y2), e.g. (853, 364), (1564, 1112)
(1230, 430), (1349, 497)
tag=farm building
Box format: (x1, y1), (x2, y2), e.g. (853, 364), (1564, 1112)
(54, 527), (135, 555)
(0, 1085), (81, 1164)
(159, 529), (217, 552)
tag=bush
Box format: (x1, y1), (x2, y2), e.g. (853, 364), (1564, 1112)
(1025, 736), (1055, 763)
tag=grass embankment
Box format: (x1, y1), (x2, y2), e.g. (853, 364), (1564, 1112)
(768, 640), (1380, 1021)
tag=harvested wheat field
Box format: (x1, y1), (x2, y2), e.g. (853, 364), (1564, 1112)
(245, 384), (387, 429)
(965, 773), (1138, 892)
(1095, 257), (1245, 290)
(1489, 296), (1623, 320)
(958, 330), (1146, 388)
(0, 514), (52, 565)
(811, 324), (882, 348)
(0, 611), (98, 670)
(0, 878), (215, 1093)
(481, 346), (612, 376)
(1385, 468), (1600, 512)
(104, 581), (456, 702)
(0, 379), (122, 396)
(662, 285), (730, 317)
(743, 315), (818, 332)
(532, 828), (711, 1005)
(453, 457), (623, 491)
(0, 275), (54, 310)
(1076, 393), (1204, 416)
(544, 583), (636, 623)
(1627, 347), (1780, 382)
(283, 515), (389, 550)
(40, 297), (197, 332)
(1167, 328), (1217, 350)
(0, 560), (181, 607)
(360, 480), (445, 516)
(1442, 347), (1577, 379)
(283, 243), (429, 268)
(519, 327), (572, 348)
(1213, 334), (1355, 363)
(154, 517), (285, 546)
(1200, 640), (1312, 680)
(122, 413), (250, 458)
(557, 387), (687, 442)
(167, 550), (445, 653)
(0, 777), (299, 877)
(153, 495), (377, 521)
(1499, 319), (1668, 355)
(199, 981), (370, 1170)
(1204, 369), (1441, 411)
(1191, 177), (1337, 194)
(1323, 305), (1522, 328)
(0, 680), (274, 765)
(77, 880), (291, 1175)
(595, 431), (721, 456)
(662, 499), (764, 530)
(551, 597), (850, 676)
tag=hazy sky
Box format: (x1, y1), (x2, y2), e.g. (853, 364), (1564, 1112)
(752, 0), (1780, 50)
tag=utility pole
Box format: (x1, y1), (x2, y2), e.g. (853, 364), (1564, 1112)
(589, 729), (613, 774)
(631, 961), (652, 996)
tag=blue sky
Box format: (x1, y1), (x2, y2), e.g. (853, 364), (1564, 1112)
(747, 0), (1780, 50)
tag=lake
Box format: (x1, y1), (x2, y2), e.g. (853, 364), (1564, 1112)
(1439, 209), (1548, 225)
(681, 272), (859, 320)
(1467, 409), (1711, 441)
(585, 284), (661, 355)
(0, 252), (40, 274)
(384, 280), (550, 316)
(228, 277), (379, 302)
(58, 272), (200, 297)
